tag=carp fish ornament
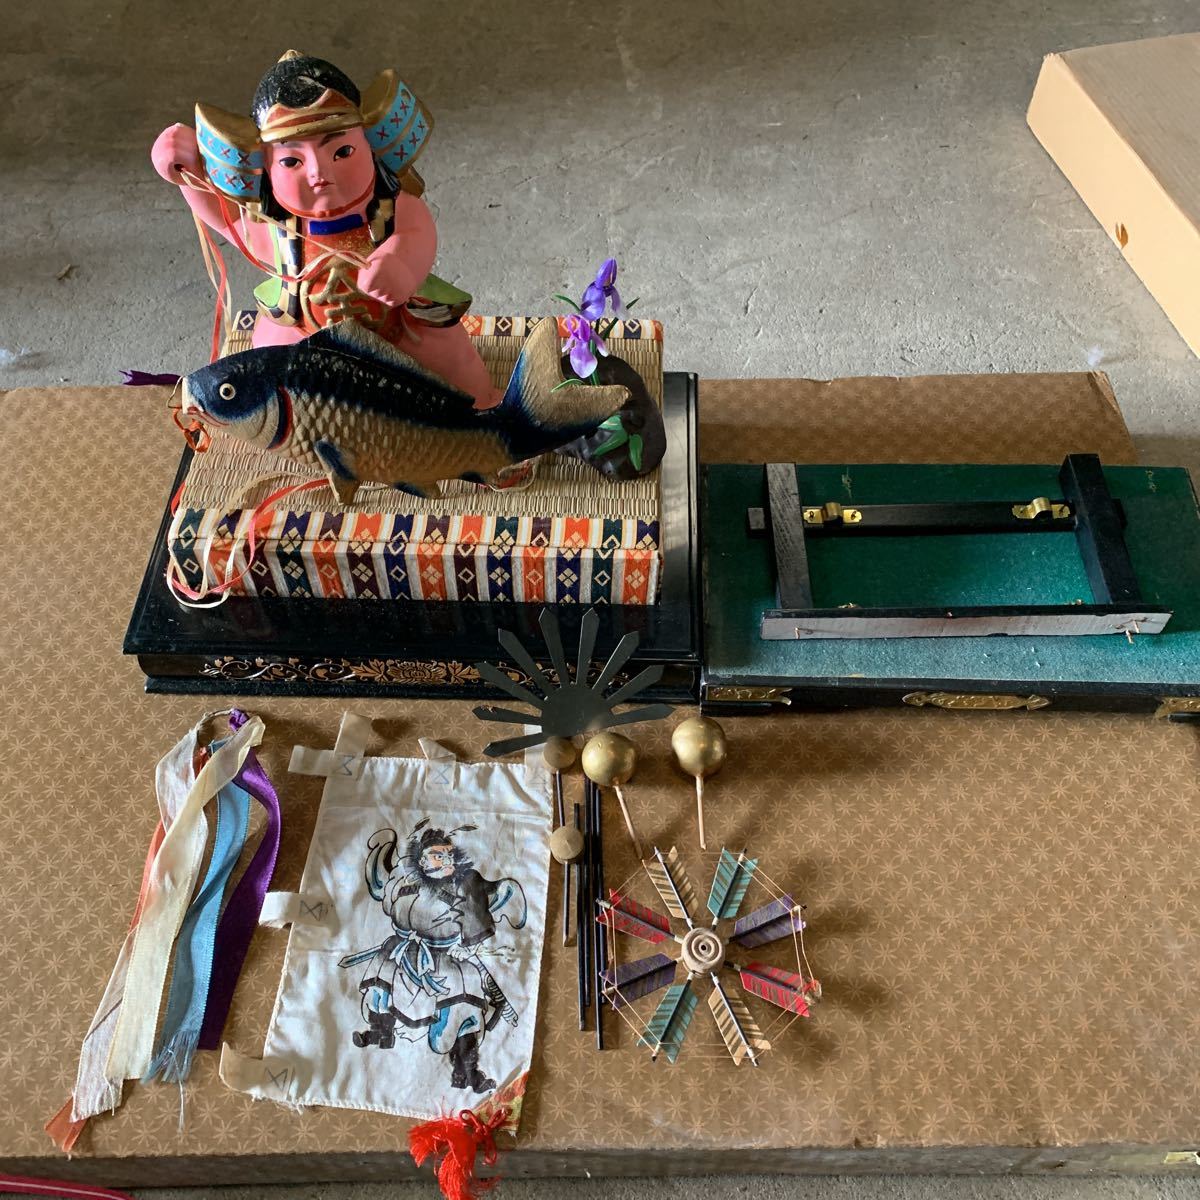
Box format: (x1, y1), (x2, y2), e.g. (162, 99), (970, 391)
(181, 317), (629, 501)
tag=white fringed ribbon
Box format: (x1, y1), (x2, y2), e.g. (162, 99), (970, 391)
(66, 725), (201, 1122)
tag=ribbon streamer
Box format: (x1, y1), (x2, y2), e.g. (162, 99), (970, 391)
(104, 715), (265, 1087)
(199, 713), (283, 1049)
(165, 476), (329, 608)
(144, 770), (251, 1084)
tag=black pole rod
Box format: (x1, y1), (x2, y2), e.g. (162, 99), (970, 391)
(593, 779), (606, 1050)
(555, 772), (569, 946)
(575, 799), (586, 1029)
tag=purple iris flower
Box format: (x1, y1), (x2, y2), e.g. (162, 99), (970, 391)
(563, 313), (609, 379)
(580, 257), (624, 321)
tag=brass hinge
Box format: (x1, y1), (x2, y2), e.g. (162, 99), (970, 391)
(903, 691), (1051, 712)
(706, 685), (793, 705)
(1154, 697), (1200, 719)
(1012, 497), (1071, 521)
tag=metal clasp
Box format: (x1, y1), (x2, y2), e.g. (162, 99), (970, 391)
(1012, 497), (1071, 521)
(803, 502), (862, 526)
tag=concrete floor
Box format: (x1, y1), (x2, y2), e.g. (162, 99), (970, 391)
(6, 1), (1200, 1197)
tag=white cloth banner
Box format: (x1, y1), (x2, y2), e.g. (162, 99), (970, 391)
(223, 715), (551, 1121)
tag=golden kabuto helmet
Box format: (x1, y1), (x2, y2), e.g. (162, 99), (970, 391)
(194, 50), (432, 210)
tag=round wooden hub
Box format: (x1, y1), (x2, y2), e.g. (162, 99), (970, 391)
(549, 825), (585, 864)
(680, 926), (725, 974)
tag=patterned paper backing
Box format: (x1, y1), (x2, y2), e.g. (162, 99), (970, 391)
(169, 507), (659, 604)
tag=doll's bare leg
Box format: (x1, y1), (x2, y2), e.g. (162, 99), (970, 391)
(252, 317), (307, 349)
(397, 322), (500, 409)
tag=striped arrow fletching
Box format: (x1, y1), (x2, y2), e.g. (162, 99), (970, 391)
(644, 847), (697, 924)
(638, 981), (698, 1063)
(706, 849), (758, 922)
(707, 978), (771, 1066)
(738, 961), (812, 1016)
(731, 895), (805, 949)
(600, 952), (676, 1008)
(598, 890), (671, 944)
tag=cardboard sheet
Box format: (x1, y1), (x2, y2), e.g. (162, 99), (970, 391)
(1029, 33), (1200, 356)
(6, 374), (1200, 1184)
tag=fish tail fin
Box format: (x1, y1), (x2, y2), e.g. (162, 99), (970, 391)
(496, 318), (628, 452)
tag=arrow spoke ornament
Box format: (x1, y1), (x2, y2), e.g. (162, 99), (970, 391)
(599, 845), (821, 1066)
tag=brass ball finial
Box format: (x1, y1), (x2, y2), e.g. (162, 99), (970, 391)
(671, 717), (727, 781)
(581, 732), (637, 788)
(582, 733), (642, 859)
(671, 716), (728, 851)
(542, 736), (577, 773)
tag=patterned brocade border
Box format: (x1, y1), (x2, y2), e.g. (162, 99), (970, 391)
(170, 506), (660, 603)
(460, 314), (664, 341)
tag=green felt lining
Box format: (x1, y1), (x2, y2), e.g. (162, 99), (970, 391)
(703, 463), (1200, 687)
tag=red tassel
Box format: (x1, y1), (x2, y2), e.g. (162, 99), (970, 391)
(409, 1108), (508, 1200)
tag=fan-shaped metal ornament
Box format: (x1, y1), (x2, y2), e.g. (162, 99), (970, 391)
(473, 608), (672, 758)
(597, 846), (821, 1066)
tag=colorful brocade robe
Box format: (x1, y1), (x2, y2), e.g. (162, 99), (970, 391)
(253, 211), (471, 340)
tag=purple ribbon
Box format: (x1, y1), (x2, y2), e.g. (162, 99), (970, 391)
(198, 710), (282, 1049)
(120, 369), (182, 386)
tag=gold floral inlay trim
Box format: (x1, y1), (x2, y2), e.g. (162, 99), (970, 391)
(705, 686), (793, 705)
(903, 691), (1050, 712)
(200, 656), (532, 688)
(1154, 697), (1200, 719)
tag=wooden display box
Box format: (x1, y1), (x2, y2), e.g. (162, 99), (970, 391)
(123, 319), (701, 701)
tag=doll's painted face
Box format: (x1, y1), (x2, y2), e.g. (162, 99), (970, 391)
(265, 125), (375, 218)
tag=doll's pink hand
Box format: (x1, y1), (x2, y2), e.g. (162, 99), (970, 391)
(357, 237), (423, 309)
(152, 123), (203, 186)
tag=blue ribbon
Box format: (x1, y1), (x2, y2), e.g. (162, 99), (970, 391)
(144, 777), (250, 1083)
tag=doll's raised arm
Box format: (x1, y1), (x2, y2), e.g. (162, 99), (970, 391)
(151, 123), (237, 237)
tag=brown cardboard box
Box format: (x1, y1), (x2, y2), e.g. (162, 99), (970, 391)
(5, 374), (1200, 1186)
(1028, 33), (1200, 356)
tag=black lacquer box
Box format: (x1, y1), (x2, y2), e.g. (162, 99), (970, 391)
(124, 374), (702, 701)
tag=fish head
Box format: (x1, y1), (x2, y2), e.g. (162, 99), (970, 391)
(181, 348), (291, 449)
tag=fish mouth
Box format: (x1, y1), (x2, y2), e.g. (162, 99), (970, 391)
(180, 378), (227, 427)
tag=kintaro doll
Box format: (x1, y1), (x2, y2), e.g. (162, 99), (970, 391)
(151, 50), (498, 409)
